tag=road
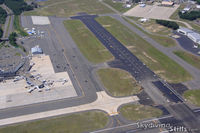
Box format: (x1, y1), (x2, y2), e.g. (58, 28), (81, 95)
(90, 115), (186, 133)
(1, 4), (14, 38)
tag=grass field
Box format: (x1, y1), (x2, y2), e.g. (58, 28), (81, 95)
(24, 0), (113, 17)
(97, 68), (141, 97)
(140, 19), (172, 35)
(120, 104), (163, 121)
(0, 111), (109, 133)
(63, 20), (113, 64)
(96, 16), (192, 83)
(13, 15), (28, 36)
(174, 51), (200, 70)
(183, 90), (200, 107)
(126, 17), (177, 47)
(103, 0), (131, 13)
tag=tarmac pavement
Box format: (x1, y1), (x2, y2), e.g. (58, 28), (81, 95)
(1, 13), (200, 132)
(0, 91), (138, 127)
(174, 31), (200, 56)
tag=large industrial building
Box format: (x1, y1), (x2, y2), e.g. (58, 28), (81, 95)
(177, 27), (193, 35)
(187, 32), (200, 45)
(177, 27), (200, 45)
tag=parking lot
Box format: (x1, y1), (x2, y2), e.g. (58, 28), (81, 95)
(174, 32), (200, 56)
(0, 54), (77, 109)
(124, 3), (179, 20)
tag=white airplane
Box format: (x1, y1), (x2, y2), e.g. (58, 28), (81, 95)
(30, 62), (35, 66)
(62, 79), (68, 85)
(35, 86), (42, 92)
(194, 45), (198, 48)
(13, 76), (24, 82)
(45, 86), (50, 91)
(28, 86), (36, 93)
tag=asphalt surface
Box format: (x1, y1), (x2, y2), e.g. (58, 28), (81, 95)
(174, 31), (200, 56)
(152, 81), (183, 103)
(166, 103), (200, 133)
(90, 115), (177, 133)
(106, 14), (200, 90)
(71, 15), (157, 82)
(71, 14), (200, 132)
(1, 14), (200, 133)
(71, 15), (183, 103)
(0, 16), (102, 119)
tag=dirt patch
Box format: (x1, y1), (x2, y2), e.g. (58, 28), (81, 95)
(145, 24), (166, 33)
(154, 70), (165, 74)
(143, 52), (157, 63)
(102, 25), (111, 27)
(98, 49), (109, 52)
(59, 8), (65, 15)
(121, 75), (133, 79)
(126, 45), (135, 49)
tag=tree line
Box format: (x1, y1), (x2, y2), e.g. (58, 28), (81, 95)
(8, 32), (17, 47)
(0, 28), (3, 38)
(195, 0), (200, 4)
(0, 0), (33, 15)
(179, 11), (200, 21)
(155, 20), (179, 30)
(0, 7), (7, 24)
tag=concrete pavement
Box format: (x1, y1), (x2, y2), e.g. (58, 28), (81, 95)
(0, 91), (138, 127)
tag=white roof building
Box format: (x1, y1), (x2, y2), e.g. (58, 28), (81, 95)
(187, 32), (200, 44)
(177, 27), (193, 35)
(31, 45), (43, 54)
(139, 18), (148, 23)
(183, 7), (190, 11)
(139, 4), (146, 7)
(196, 5), (200, 9)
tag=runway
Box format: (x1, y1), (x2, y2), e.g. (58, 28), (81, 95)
(1, 14), (200, 132)
(71, 14), (200, 132)
(72, 15), (156, 82)
(71, 14), (183, 103)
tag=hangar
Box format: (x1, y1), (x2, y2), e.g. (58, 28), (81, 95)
(177, 28), (193, 35)
(187, 32), (200, 45)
